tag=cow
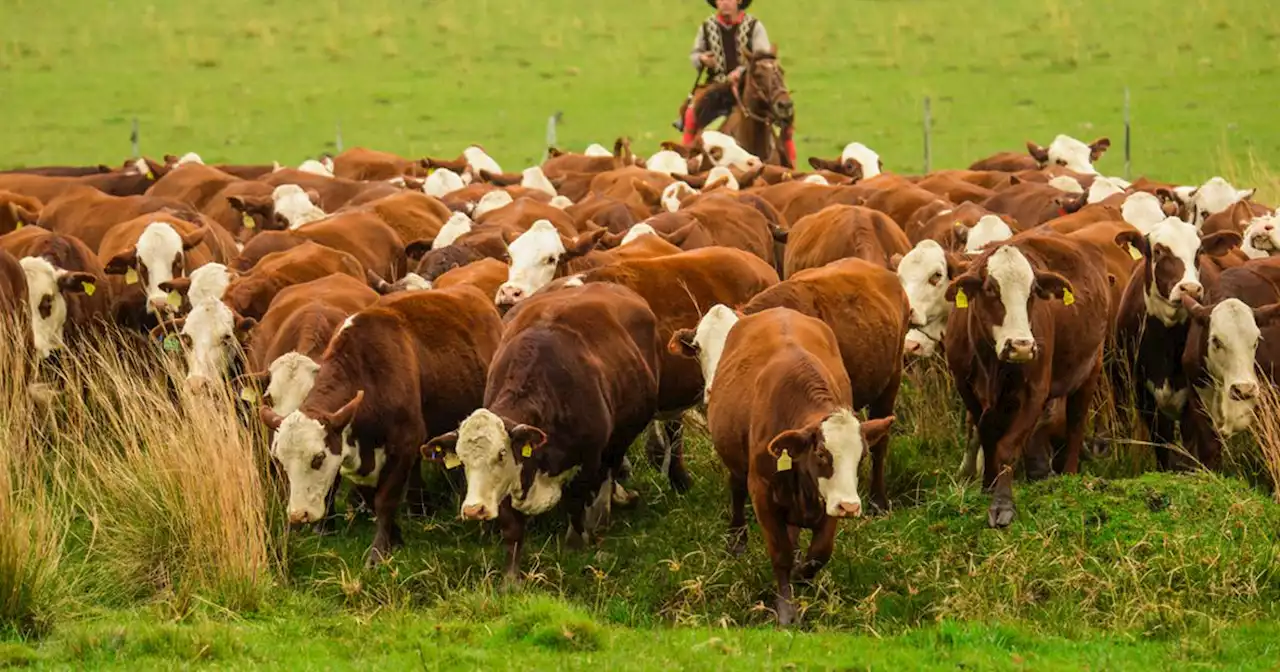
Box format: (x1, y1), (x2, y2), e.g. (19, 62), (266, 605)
(906, 201), (1002, 249)
(144, 162), (243, 210)
(259, 170), (394, 212)
(331, 147), (430, 181)
(284, 211), (408, 280)
(39, 185), (201, 252)
(0, 164), (112, 177)
(222, 241), (366, 321)
(736, 258), (908, 512)
(422, 283), (660, 578)
(860, 183), (952, 230)
(260, 285), (504, 564)
(354, 190), (453, 247)
(1201, 199), (1272, 237)
(944, 232), (1110, 527)
(751, 181), (867, 228)
(0, 249), (28, 315)
(0, 227), (110, 360)
(0, 158), (169, 202)
(431, 258), (510, 298)
(1242, 216), (1280, 260)
(1025, 135), (1111, 175)
(981, 180), (1086, 229)
(0, 191), (42, 235)
(962, 215), (1016, 255)
(492, 220), (608, 306)
(1113, 218), (1242, 469)
(894, 239), (970, 358)
(968, 151), (1040, 173)
(807, 142), (882, 179)
(634, 194), (779, 267)
(414, 229), (511, 281)
(97, 215), (233, 326)
(1180, 177), (1256, 229)
(677, 306), (891, 625)
(773, 205), (910, 277)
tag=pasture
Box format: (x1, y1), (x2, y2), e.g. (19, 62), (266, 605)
(3, 0), (1280, 669)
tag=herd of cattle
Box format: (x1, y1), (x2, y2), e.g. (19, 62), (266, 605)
(1, 131), (1277, 624)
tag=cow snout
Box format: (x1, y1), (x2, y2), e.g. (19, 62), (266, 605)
(461, 503), (489, 520)
(494, 283), (525, 307)
(834, 500), (862, 518)
(288, 510), (315, 527)
(1230, 382), (1259, 402)
(1001, 338), (1037, 363)
(904, 339), (923, 357)
(1176, 282), (1203, 300)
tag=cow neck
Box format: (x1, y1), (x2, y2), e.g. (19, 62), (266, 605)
(763, 354), (844, 437)
(298, 336), (365, 422)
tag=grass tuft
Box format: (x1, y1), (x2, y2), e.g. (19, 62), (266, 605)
(501, 595), (605, 652)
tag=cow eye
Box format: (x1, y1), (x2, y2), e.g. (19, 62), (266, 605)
(1056, 159), (1067, 166)
(1211, 336), (1224, 350)
(309, 453), (325, 470)
(928, 272), (943, 286)
(496, 449), (506, 463)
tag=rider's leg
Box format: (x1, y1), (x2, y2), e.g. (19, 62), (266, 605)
(782, 125), (797, 167)
(681, 105), (700, 146)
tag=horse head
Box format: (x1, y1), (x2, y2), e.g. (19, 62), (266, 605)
(743, 48), (793, 126)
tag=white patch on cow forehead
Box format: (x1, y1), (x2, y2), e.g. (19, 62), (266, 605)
(661, 181), (695, 212)
(432, 212), (474, 250)
(424, 168), (465, 198)
(583, 143), (612, 157)
(1192, 176), (1246, 215)
(1048, 175), (1084, 194)
(509, 219), (563, 256)
(297, 159), (333, 176)
(176, 152), (204, 165)
(188, 263), (230, 304)
(273, 412), (327, 455)
(1211, 299), (1261, 344)
(840, 142), (881, 178)
(803, 174), (829, 185)
(456, 408), (509, 458)
(521, 166), (557, 197)
(1087, 176), (1129, 204)
(965, 216), (1013, 255)
(472, 190), (513, 219)
(266, 352), (320, 415)
(463, 146), (502, 175)
(816, 409), (864, 516)
(273, 185), (326, 228)
(1122, 192), (1166, 234)
(397, 272), (433, 291)
(987, 245), (1034, 287)
(182, 298), (237, 381)
(704, 166), (739, 191)
(621, 223), (658, 246)
(693, 304), (739, 393)
(136, 221), (183, 261)
(1047, 134), (1098, 174)
(646, 150), (688, 176)
(1148, 216), (1200, 261)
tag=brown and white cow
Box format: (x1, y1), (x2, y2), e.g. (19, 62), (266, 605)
(39, 185), (201, 252)
(331, 147), (430, 181)
(0, 157), (169, 202)
(0, 191), (42, 236)
(981, 180), (1086, 229)
(260, 285), (503, 564)
(0, 227), (109, 360)
(944, 232), (1110, 527)
(98, 215), (234, 325)
(774, 205), (910, 277)
(679, 306), (891, 625)
(0, 250), (28, 315)
(1025, 135), (1111, 175)
(144, 162), (243, 209)
(423, 283), (660, 578)
(222, 241), (366, 321)
(1242, 215), (1280, 260)
(893, 239), (971, 358)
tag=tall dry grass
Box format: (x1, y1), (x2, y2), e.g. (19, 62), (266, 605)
(1250, 383), (1280, 504)
(0, 316), (285, 623)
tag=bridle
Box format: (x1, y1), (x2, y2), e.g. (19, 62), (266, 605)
(731, 56), (792, 160)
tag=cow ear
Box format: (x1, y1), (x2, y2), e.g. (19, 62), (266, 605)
(808, 157), (838, 171)
(227, 196), (248, 212)
(630, 179), (661, 206)
(1238, 188), (1256, 202)
(564, 229), (607, 259)
(324, 390), (364, 430)
(1253, 302), (1280, 327)
(259, 405), (285, 432)
(421, 431), (459, 462)
(159, 276), (192, 297)
(1088, 137), (1111, 162)
(888, 253), (903, 271)
(668, 328), (699, 357)
(1114, 229), (1149, 260)
(104, 247), (138, 275)
(1033, 271), (1073, 301)
(1026, 141), (1050, 164)
(944, 253), (971, 279)
(180, 228), (207, 251)
(1200, 231), (1242, 257)
(1008, 175), (1023, 186)
(366, 269), (396, 295)
(305, 189), (322, 207)
(859, 416), (895, 448)
(945, 272), (983, 303)
(57, 272), (97, 294)
(1180, 295), (1213, 323)
(766, 426), (816, 459)
(234, 314), (257, 337)
(952, 222), (969, 244)
(509, 424), (548, 454)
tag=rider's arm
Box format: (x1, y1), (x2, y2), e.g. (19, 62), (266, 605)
(690, 25), (710, 70)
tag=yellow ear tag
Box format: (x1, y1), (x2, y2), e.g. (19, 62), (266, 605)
(1128, 244), (1142, 260)
(239, 387), (259, 404)
(443, 453), (462, 470)
(125, 268), (139, 285)
(782, 172), (792, 181)
(166, 290), (183, 309)
(145, 169), (155, 180)
(776, 449), (793, 472)
(241, 214), (256, 230)
(82, 282), (96, 296)
(521, 444), (533, 458)
(1062, 289), (1075, 306)
(954, 288), (969, 309)
(14, 221), (22, 230)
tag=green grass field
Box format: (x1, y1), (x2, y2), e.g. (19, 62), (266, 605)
(5, 1), (1280, 669)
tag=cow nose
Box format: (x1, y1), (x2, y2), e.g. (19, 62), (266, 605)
(904, 339), (923, 357)
(461, 504), (488, 520)
(836, 501), (862, 518)
(1004, 338), (1037, 362)
(494, 284), (524, 306)
(1177, 282), (1203, 299)
(1230, 382), (1259, 402)
(288, 511), (313, 527)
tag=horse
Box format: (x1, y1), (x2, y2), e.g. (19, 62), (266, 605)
(714, 49), (795, 168)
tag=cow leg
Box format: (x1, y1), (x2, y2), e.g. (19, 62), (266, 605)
(583, 473), (614, 540)
(727, 474), (749, 556)
(404, 463), (429, 518)
(754, 504), (797, 626)
(1059, 361), (1102, 475)
(365, 454), (412, 567)
(564, 471), (597, 550)
(867, 383), (899, 514)
(498, 499), (527, 583)
(956, 421), (983, 483)
(646, 419), (692, 494)
(1022, 411), (1055, 482)
(1180, 396), (1222, 471)
(794, 516), (838, 584)
(987, 404), (1042, 528)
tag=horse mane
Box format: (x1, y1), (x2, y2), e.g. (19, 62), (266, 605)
(693, 85), (738, 129)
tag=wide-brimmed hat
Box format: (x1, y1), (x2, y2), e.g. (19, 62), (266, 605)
(707, 0), (752, 9)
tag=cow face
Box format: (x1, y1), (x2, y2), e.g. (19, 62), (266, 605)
(462, 146), (503, 184)
(1242, 216), (1280, 259)
(520, 167), (557, 197)
(272, 185), (325, 229)
(1047, 175), (1084, 194)
(1118, 217), (1239, 327)
(1121, 192), (1166, 234)
(1187, 297), (1279, 438)
(495, 220), (602, 306)
(947, 245), (1072, 363)
(621, 223), (659, 246)
(261, 392), (364, 525)
(185, 262), (232, 305)
(105, 222), (206, 315)
(700, 131), (762, 171)
(839, 142), (882, 179)
(19, 257), (94, 360)
(472, 190), (514, 219)
(178, 298), (255, 388)
(964, 215), (1014, 255)
(896, 240), (965, 358)
(265, 352), (321, 416)
(1185, 177), (1254, 229)
(661, 181), (697, 212)
(431, 213), (474, 251)
(424, 409), (569, 521)
(669, 304), (740, 395)
(646, 150), (689, 177)
(766, 411), (894, 518)
(227, 194), (276, 236)
(1026, 135), (1109, 175)
(423, 168), (465, 198)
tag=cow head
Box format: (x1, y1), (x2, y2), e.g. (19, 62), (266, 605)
(164, 262), (233, 309)
(472, 190), (514, 220)
(1183, 177), (1255, 229)
(964, 215), (1014, 255)
(894, 240), (968, 358)
(762, 410), (894, 518)
(271, 185), (326, 229)
(227, 194), (278, 236)
(260, 391), (365, 525)
(1242, 216), (1280, 260)
(423, 408), (568, 521)
(699, 131), (763, 171)
(431, 212), (475, 251)
(1026, 135), (1110, 175)
(104, 221), (207, 315)
(1115, 217), (1240, 327)
(946, 244), (1072, 363)
(461, 146), (503, 184)
(668, 304), (740, 395)
(661, 181), (698, 212)
(1047, 175), (1084, 194)
(19, 257), (95, 360)
(1121, 192), (1167, 235)
(297, 159), (334, 177)
(1184, 296), (1280, 438)
(1087, 175), (1130, 204)
(168, 297), (256, 389)
(423, 168), (466, 198)
(415, 244), (489, 280)
(838, 142), (882, 179)
(646, 150), (690, 177)
(495, 220), (604, 307)
(263, 352), (322, 416)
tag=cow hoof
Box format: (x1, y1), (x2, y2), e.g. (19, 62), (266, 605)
(364, 545), (391, 568)
(868, 499), (891, 517)
(611, 483), (641, 509)
(791, 561), (823, 585)
(775, 598), (797, 627)
(988, 498), (1016, 528)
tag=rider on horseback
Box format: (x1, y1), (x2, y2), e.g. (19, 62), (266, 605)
(676, 0), (796, 165)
